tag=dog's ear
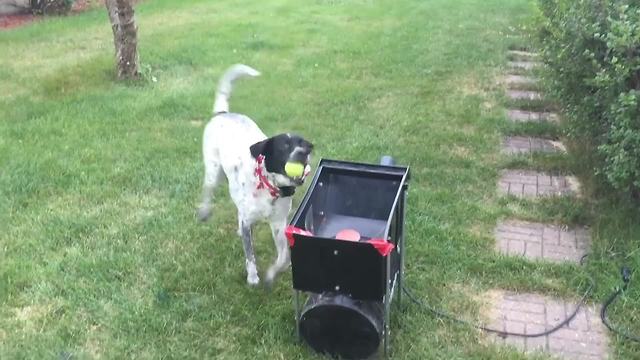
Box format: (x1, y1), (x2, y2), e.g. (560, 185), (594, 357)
(250, 137), (285, 173)
(250, 138), (271, 159)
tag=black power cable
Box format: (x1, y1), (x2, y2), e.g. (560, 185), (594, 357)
(600, 266), (640, 343)
(403, 281), (593, 338)
(402, 255), (595, 338)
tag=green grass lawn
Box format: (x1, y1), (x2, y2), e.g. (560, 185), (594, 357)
(1, 0), (639, 358)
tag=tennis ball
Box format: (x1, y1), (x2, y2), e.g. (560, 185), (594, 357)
(285, 162), (305, 178)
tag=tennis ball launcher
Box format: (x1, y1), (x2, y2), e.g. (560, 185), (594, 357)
(286, 158), (409, 359)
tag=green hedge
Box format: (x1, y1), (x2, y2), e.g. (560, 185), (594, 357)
(538, 0), (640, 194)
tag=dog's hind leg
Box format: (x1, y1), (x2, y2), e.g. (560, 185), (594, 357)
(240, 218), (260, 285)
(197, 161), (222, 222)
(265, 219), (290, 287)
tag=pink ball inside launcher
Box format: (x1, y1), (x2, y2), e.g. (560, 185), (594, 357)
(335, 229), (361, 242)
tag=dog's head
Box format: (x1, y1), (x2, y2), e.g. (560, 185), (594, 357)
(250, 133), (314, 187)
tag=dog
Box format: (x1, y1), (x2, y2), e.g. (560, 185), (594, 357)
(197, 64), (313, 286)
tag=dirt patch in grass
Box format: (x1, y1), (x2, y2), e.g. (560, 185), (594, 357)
(72, 0), (106, 13)
(83, 324), (104, 358)
(0, 14), (37, 30)
(480, 289), (504, 322)
(451, 144), (471, 158)
(12, 304), (52, 333)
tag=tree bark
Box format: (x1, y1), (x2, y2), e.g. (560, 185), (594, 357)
(105, 0), (139, 80)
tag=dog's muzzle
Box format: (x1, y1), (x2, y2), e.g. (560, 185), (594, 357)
(291, 164), (312, 185)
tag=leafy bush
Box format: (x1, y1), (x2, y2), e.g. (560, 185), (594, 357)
(31, 0), (74, 15)
(538, 0), (640, 193)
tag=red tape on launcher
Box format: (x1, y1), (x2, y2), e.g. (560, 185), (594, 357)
(285, 225), (394, 256)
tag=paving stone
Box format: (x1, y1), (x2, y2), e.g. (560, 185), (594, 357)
(498, 170), (579, 198)
(500, 299), (546, 314)
(507, 90), (542, 101)
(544, 245), (585, 263)
(508, 239), (526, 256)
(504, 75), (537, 86)
(506, 109), (559, 123)
(502, 136), (566, 155)
(523, 184), (537, 196)
(508, 50), (540, 59)
(532, 137), (566, 153)
(505, 321), (526, 347)
(487, 291), (609, 359)
(526, 242), (542, 258)
(509, 61), (541, 70)
(525, 323), (548, 351)
(503, 292), (546, 304)
(495, 220), (591, 263)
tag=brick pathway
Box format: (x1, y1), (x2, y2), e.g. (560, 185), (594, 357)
(502, 136), (565, 155)
(509, 61), (541, 70)
(498, 170), (580, 198)
(495, 220), (590, 263)
(504, 75), (537, 86)
(487, 291), (608, 360)
(493, 48), (608, 360)
(507, 109), (559, 123)
(508, 50), (539, 59)
(507, 90), (542, 101)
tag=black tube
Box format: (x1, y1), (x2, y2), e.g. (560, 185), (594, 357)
(600, 267), (640, 343)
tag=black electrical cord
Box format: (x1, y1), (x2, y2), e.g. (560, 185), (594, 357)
(600, 266), (640, 343)
(402, 255), (595, 338)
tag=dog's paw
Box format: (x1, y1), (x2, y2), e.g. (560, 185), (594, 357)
(247, 273), (260, 286)
(264, 268), (278, 290)
(265, 269), (276, 282)
(263, 279), (274, 292)
(264, 275), (278, 292)
(197, 205), (212, 222)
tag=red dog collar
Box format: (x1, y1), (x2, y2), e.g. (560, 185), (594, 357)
(254, 155), (281, 199)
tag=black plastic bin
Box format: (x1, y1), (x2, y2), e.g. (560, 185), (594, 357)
(287, 159), (409, 359)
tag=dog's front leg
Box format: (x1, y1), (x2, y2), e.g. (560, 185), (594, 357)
(265, 219), (290, 287)
(240, 219), (260, 285)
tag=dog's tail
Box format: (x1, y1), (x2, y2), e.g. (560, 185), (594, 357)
(213, 64), (261, 114)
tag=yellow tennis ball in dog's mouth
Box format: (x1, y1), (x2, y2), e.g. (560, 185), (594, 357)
(285, 162), (305, 178)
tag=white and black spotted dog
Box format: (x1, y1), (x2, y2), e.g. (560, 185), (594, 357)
(197, 64), (313, 287)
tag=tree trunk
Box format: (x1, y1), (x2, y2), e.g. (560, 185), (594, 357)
(105, 0), (139, 80)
